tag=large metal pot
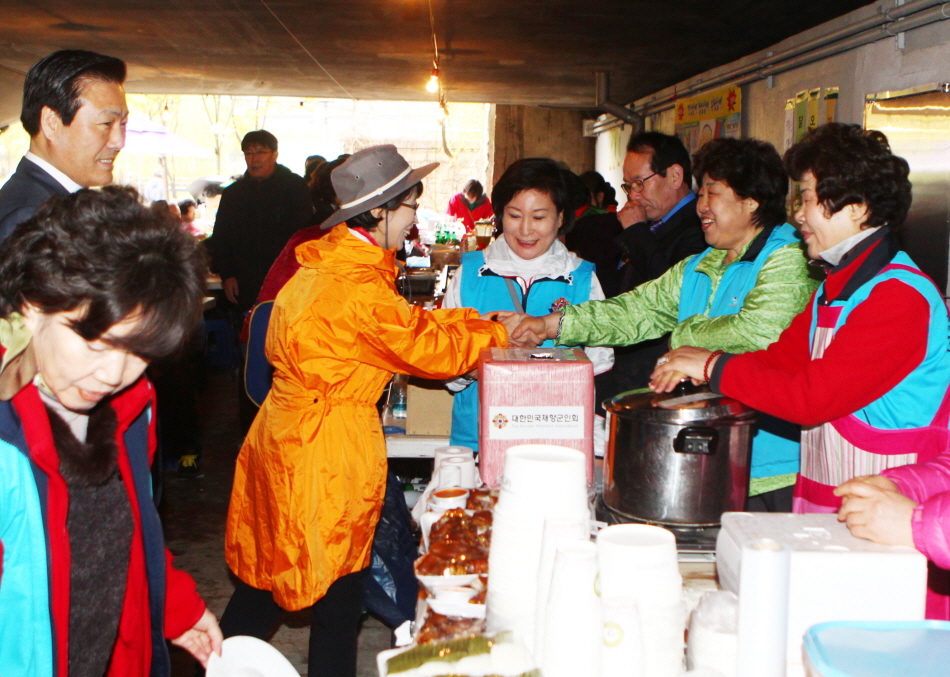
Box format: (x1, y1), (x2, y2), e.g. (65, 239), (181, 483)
(603, 386), (757, 527)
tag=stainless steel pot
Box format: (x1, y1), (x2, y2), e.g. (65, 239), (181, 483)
(602, 385), (757, 527)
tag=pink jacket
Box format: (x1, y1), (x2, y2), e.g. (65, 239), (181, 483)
(884, 456), (950, 569)
(883, 457), (950, 620)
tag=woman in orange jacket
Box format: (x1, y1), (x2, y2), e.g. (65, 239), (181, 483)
(222, 145), (511, 677)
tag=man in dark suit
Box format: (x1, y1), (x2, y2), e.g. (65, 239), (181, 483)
(0, 50), (127, 241)
(597, 131), (706, 406)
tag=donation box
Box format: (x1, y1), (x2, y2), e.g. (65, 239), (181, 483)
(478, 347), (594, 487)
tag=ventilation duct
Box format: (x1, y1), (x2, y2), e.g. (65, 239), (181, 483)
(595, 71), (643, 132)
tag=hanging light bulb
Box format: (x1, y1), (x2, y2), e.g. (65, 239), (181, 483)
(426, 65), (440, 94)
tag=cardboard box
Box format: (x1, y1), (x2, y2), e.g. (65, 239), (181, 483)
(478, 347), (594, 487)
(405, 377), (455, 436)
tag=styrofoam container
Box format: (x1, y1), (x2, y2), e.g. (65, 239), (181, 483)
(717, 512), (928, 677)
(804, 621), (950, 677)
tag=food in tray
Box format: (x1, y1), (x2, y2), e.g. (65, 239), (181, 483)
(465, 487), (498, 511)
(416, 540), (489, 576)
(428, 508), (492, 550)
(414, 610), (486, 645)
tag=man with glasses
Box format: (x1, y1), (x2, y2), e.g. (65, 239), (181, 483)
(598, 131), (706, 399)
(207, 129), (312, 313)
(616, 131), (705, 293)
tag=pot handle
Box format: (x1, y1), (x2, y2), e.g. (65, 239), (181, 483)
(673, 426), (718, 455)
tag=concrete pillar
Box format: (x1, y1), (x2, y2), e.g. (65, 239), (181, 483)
(490, 104), (595, 184)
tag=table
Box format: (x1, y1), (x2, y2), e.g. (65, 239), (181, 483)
(383, 409), (448, 458)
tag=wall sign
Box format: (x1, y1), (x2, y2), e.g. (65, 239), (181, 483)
(674, 85), (742, 153)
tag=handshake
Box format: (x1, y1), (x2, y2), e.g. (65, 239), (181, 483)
(481, 310), (562, 349)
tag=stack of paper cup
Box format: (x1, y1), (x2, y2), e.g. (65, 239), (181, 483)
(534, 515), (591, 654)
(487, 444), (590, 653)
(597, 524), (685, 677)
(434, 445), (474, 471)
(410, 445), (474, 523)
(541, 541), (603, 677)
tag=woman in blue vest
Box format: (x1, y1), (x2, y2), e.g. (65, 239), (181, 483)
(511, 138), (819, 511)
(442, 158), (614, 453)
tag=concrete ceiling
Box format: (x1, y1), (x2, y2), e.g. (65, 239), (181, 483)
(0, 0), (872, 127)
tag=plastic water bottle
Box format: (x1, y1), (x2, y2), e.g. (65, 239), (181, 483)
(390, 374), (408, 419)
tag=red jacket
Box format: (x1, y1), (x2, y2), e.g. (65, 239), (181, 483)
(446, 193), (493, 232)
(713, 240), (931, 426)
(1, 366), (205, 676)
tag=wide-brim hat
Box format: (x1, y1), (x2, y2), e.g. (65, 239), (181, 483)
(319, 144), (439, 230)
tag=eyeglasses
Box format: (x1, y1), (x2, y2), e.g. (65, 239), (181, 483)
(243, 150), (274, 157)
(621, 172), (660, 196)
(400, 202), (420, 211)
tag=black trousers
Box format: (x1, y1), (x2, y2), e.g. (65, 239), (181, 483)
(219, 570), (367, 677)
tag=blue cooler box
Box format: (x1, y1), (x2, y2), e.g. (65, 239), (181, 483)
(804, 620), (950, 676)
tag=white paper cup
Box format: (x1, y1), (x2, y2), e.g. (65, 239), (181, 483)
(597, 524), (679, 572)
(541, 541), (603, 677)
(442, 455), (480, 489)
(438, 464), (463, 490)
(501, 445), (587, 503)
(535, 515), (591, 654)
(602, 596), (644, 677)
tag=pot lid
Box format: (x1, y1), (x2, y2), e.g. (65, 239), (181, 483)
(604, 385), (756, 423)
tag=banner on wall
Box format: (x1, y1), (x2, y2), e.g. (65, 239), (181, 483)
(824, 87), (839, 123)
(794, 90), (809, 142)
(792, 87), (839, 146)
(674, 85), (742, 154)
(783, 99), (795, 152)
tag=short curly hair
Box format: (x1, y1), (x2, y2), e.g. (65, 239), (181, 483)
(784, 122), (911, 233)
(0, 186), (207, 360)
(693, 137), (789, 229)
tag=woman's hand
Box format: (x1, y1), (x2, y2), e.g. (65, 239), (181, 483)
(834, 479), (916, 548)
(481, 311), (532, 348)
(171, 608), (223, 668)
(649, 369), (691, 394)
(844, 475), (899, 493)
(510, 312), (560, 347)
(649, 346), (715, 392)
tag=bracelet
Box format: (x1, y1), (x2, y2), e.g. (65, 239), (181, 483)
(555, 310), (566, 341)
(703, 350), (724, 383)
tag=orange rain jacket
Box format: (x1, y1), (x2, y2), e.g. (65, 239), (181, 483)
(225, 224), (507, 610)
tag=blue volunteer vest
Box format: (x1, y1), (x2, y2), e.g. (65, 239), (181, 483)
(679, 222), (804, 479)
(808, 249), (950, 430)
(450, 250), (594, 451)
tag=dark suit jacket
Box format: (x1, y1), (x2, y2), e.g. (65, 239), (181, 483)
(615, 195), (706, 293)
(0, 157), (71, 243)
